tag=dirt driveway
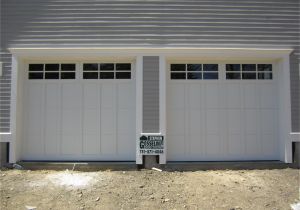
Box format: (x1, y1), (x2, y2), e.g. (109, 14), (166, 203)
(0, 168), (299, 210)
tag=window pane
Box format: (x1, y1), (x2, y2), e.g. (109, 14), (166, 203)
(171, 64), (185, 71)
(258, 72), (272, 80)
(171, 73), (186, 79)
(187, 64), (201, 71)
(258, 64), (272, 72)
(83, 63), (98, 71)
(203, 72), (218, 80)
(203, 64), (218, 71)
(116, 63), (131, 71)
(242, 64), (256, 71)
(100, 63), (114, 71)
(61, 64), (75, 71)
(29, 72), (43, 79)
(226, 73), (241, 79)
(45, 72), (59, 79)
(116, 72), (131, 79)
(187, 72), (202, 79)
(29, 64), (43, 71)
(226, 64), (240, 71)
(242, 73), (256, 80)
(100, 72), (114, 79)
(45, 64), (59, 71)
(61, 72), (76, 79)
(83, 72), (98, 79)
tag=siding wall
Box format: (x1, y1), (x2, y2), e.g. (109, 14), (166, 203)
(0, 0), (299, 132)
(143, 56), (160, 133)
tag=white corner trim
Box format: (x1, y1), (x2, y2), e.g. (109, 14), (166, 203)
(9, 56), (19, 163)
(135, 55), (143, 164)
(159, 55), (167, 164)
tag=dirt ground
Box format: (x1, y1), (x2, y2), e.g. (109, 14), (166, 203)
(0, 168), (299, 210)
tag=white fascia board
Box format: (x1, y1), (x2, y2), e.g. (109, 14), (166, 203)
(9, 48), (293, 60)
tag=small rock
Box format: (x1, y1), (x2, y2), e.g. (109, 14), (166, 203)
(95, 197), (100, 201)
(139, 185), (144, 188)
(164, 198), (170, 202)
(25, 206), (37, 210)
(150, 196), (155, 200)
(6, 196), (10, 199)
(122, 171), (126, 174)
(229, 206), (242, 210)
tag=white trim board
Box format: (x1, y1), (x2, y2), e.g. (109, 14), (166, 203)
(9, 48), (293, 60)
(0, 133), (11, 142)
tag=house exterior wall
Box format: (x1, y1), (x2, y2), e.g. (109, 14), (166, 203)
(0, 0), (299, 133)
(143, 56), (160, 133)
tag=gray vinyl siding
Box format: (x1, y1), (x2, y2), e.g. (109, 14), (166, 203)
(0, 0), (299, 132)
(143, 56), (160, 133)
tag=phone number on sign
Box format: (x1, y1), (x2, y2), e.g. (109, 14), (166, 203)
(139, 149), (164, 154)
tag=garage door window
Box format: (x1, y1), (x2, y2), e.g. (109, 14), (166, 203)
(171, 64), (218, 80)
(28, 63), (76, 80)
(226, 64), (272, 80)
(83, 63), (131, 79)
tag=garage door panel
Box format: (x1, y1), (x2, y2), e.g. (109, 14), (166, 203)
(261, 109), (276, 133)
(244, 84), (259, 109)
(206, 110), (220, 134)
(23, 135), (44, 156)
(228, 134), (243, 155)
(245, 109), (259, 134)
(226, 84), (241, 109)
(167, 109), (185, 134)
(118, 109), (135, 134)
(101, 84), (115, 108)
(45, 135), (59, 155)
(83, 84), (100, 109)
(168, 84), (185, 109)
(118, 84), (135, 109)
(206, 134), (220, 156)
(61, 135), (81, 155)
(190, 135), (205, 155)
(23, 62), (135, 161)
(189, 110), (203, 135)
(167, 64), (278, 161)
(83, 109), (100, 134)
(260, 84), (276, 109)
(261, 133), (278, 158)
(62, 110), (82, 134)
(100, 134), (117, 155)
(205, 84), (220, 109)
(187, 84), (202, 109)
(227, 110), (241, 134)
(83, 134), (100, 155)
(44, 110), (60, 149)
(117, 134), (135, 157)
(167, 135), (185, 157)
(101, 108), (115, 134)
(245, 134), (260, 156)
(28, 84), (44, 108)
(45, 84), (61, 109)
(62, 84), (82, 109)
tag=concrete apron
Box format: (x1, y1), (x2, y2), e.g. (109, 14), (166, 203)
(16, 160), (296, 171)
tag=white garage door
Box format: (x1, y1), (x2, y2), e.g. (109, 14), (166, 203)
(167, 63), (279, 161)
(22, 62), (136, 161)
